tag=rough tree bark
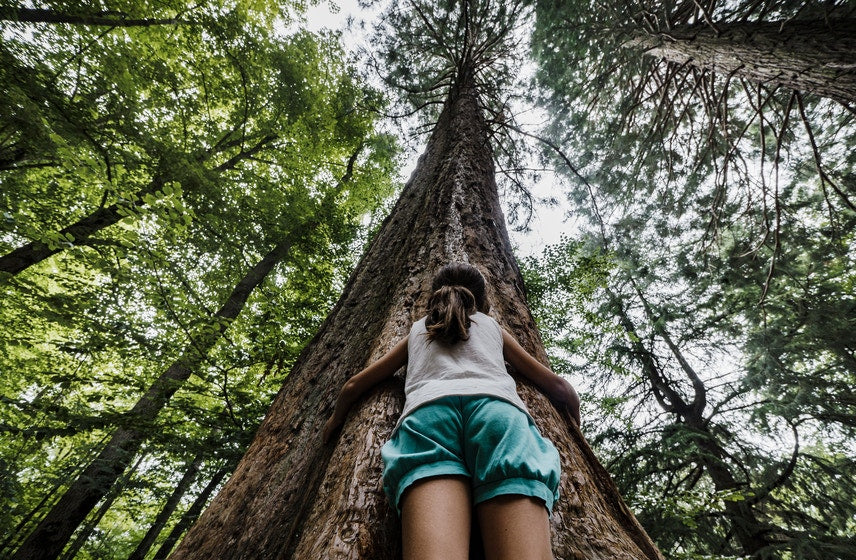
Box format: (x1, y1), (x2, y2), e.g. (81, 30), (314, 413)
(167, 64), (663, 560)
(11, 234), (297, 560)
(627, 19), (856, 106)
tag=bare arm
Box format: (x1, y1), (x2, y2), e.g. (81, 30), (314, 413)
(502, 329), (581, 426)
(322, 337), (409, 444)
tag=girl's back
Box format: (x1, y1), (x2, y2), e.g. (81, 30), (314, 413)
(400, 311), (528, 428)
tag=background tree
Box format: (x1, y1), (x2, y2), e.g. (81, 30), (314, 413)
(528, 1), (855, 556)
(1, 1), (398, 558)
(533, 2), (856, 558)
(533, 0), (855, 232)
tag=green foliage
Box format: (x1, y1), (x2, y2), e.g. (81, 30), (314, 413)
(367, 0), (552, 223)
(519, 235), (616, 370)
(523, 222), (856, 558)
(529, 0), (856, 556)
(532, 0), (856, 243)
(0, 1), (399, 556)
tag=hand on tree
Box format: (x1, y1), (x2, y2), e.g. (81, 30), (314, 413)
(322, 413), (343, 444)
(557, 378), (581, 428)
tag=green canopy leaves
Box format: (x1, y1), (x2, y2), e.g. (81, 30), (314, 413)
(1, 1), (398, 557)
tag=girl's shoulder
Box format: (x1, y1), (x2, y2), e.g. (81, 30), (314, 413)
(470, 312), (502, 338)
(472, 311), (498, 325)
(409, 316), (428, 333)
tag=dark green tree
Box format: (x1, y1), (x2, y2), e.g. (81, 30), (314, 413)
(529, 3), (855, 555)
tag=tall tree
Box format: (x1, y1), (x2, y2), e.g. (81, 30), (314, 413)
(166, 4), (663, 558)
(625, 18), (856, 106)
(151, 463), (233, 560)
(56, 454), (147, 560)
(533, 0), (856, 238)
(530, 5), (855, 556)
(521, 222), (856, 558)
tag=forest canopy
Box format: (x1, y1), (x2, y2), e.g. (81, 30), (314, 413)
(1, 0), (854, 559)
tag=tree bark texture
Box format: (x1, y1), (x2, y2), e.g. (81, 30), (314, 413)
(167, 68), (663, 560)
(11, 237), (295, 560)
(629, 19), (856, 105)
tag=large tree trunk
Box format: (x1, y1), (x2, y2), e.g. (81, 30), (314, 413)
(11, 235), (295, 560)
(168, 64), (662, 560)
(628, 19), (856, 105)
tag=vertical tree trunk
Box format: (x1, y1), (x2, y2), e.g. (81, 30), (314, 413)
(151, 465), (232, 560)
(627, 19), (856, 105)
(126, 455), (204, 560)
(167, 64), (663, 560)
(11, 236), (296, 560)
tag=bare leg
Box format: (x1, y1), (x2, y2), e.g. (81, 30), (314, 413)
(476, 495), (553, 560)
(401, 476), (471, 560)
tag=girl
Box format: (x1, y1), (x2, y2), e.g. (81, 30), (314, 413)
(323, 262), (580, 560)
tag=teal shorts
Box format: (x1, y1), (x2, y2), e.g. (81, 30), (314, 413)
(381, 395), (561, 516)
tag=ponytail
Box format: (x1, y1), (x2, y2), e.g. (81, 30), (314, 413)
(425, 285), (477, 345)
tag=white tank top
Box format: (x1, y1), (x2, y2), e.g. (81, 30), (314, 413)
(396, 312), (530, 431)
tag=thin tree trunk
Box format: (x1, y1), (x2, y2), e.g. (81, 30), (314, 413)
(0, 434), (110, 556)
(151, 465), (231, 560)
(628, 19), (856, 105)
(0, 480), (60, 555)
(0, 175), (166, 276)
(126, 455), (204, 560)
(58, 455), (146, 560)
(11, 235), (295, 560)
(0, 6), (189, 26)
(167, 62), (663, 560)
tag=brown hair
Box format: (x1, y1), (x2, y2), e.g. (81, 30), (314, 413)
(425, 263), (489, 345)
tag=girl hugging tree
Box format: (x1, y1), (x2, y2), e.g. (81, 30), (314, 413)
(323, 262), (581, 560)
